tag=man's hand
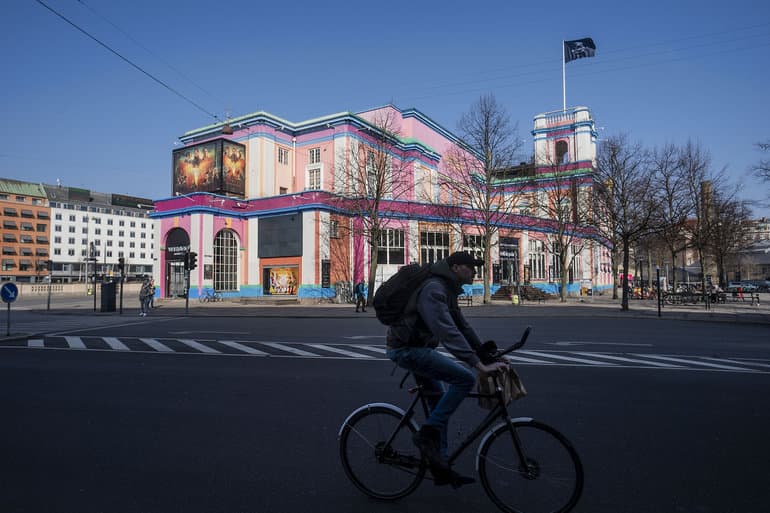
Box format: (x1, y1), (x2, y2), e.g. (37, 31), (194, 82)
(475, 361), (508, 374)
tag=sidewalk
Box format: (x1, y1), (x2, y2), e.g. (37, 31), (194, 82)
(4, 292), (769, 328)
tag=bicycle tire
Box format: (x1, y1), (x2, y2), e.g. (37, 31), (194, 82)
(339, 404), (426, 500)
(478, 419), (583, 513)
(198, 295), (207, 303)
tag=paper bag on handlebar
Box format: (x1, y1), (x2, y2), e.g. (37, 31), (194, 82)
(476, 365), (527, 410)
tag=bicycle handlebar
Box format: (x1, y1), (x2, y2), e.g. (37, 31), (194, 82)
(493, 326), (531, 358)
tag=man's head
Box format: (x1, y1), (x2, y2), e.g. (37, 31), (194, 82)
(446, 252), (484, 285)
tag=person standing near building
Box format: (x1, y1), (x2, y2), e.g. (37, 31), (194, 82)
(139, 277), (153, 316)
(355, 280), (367, 312)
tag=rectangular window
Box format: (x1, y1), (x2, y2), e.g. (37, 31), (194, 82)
(278, 147), (289, 165)
(55, 213), (62, 220)
(377, 229), (405, 265)
(420, 231), (450, 264)
(68, 237), (75, 244)
(54, 248), (61, 255)
(309, 147), (321, 164)
(279, 187), (288, 195)
(306, 168), (321, 190)
(54, 236), (61, 244)
(330, 220), (339, 239)
(528, 240), (546, 280)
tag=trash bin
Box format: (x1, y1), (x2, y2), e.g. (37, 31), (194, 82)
(100, 281), (117, 312)
(511, 294), (520, 305)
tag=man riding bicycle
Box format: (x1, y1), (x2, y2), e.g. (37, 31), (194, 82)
(385, 252), (507, 487)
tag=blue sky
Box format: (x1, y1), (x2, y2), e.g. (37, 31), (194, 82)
(1, 0), (768, 215)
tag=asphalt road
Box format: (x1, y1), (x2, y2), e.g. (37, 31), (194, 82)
(1, 313), (768, 513)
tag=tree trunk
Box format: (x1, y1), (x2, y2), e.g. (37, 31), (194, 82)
(621, 236), (631, 310)
(366, 238), (379, 306)
(560, 251), (569, 302)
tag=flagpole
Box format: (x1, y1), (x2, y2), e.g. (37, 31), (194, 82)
(562, 40), (566, 112)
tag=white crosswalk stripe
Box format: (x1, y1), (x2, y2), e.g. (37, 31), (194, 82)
(103, 337), (130, 351)
(305, 343), (373, 358)
(64, 336), (86, 349)
(178, 338), (220, 354)
(258, 342), (319, 357)
(140, 338), (173, 352)
(4, 336), (768, 374)
(218, 340), (269, 355)
(634, 354), (755, 372)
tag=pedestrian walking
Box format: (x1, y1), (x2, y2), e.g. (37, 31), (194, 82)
(355, 280), (367, 312)
(139, 277), (153, 316)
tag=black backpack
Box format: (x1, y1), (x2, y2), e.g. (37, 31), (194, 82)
(373, 263), (433, 325)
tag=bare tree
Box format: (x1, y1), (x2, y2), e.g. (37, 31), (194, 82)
(332, 110), (415, 305)
(706, 191), (753, 287)
(594, 133), (659, 310)
(431, 94), (527, 303)
(753, 140), (770, 184)
(679, 140), (719, 295)
(651, 143), (691, 290)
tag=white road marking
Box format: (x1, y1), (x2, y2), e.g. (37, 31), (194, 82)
(218, 340), (269, 355)
(355, 345), (388, 354)
(552, 341), (653, 347)
(259, 342), (319, 357)
(178, 339), (220, 354)
(140, 338), (174, 352)
(305, 344), (372, 358)
(102, 337), (130, 351)
(578, 352), (681, 368)
(64, 336), (86, 349)
(700, 357), (770, 369)
(519, 350), (618, 366)
(634, 354), (755, 372)
(28, 339), (44, 348)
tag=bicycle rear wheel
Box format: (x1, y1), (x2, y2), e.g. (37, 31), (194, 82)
(478, 419), (583, 513)
(339, 405), (426, 500)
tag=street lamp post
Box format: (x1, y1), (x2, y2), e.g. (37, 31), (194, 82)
(656, 267), (662, 317)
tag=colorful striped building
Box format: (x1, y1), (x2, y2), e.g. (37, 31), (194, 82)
(150, 104), (612, 301)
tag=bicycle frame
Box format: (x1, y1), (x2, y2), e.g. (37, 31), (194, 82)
(378, 374), (523, 469)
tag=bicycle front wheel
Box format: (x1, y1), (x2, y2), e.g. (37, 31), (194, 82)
(478, 419), (583, 513)
(339, 405), (426, 500)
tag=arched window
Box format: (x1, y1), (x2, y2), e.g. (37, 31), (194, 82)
(555, 140), (569, 164)
(213, 229), (239, 291)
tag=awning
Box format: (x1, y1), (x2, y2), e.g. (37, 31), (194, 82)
(21, 222), (34, 230)
(3, 207), (17, 215)
(37, 212), (49, 219)
(3, 221), (17, 229)
(36, 236), (49, 244)
(21, 209), (34, 217)
(2, 235), (16, 242)
(2, 259), (15, 266)
(20, 249), (33, 256)
(19, 259), (32, 266)
(2, 247), (15, 254)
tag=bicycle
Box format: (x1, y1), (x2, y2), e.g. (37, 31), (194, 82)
(198, 289), (222, 303)
(338, 327), (584, 513)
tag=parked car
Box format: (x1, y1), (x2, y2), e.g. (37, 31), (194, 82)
(727, 282), (758, 293)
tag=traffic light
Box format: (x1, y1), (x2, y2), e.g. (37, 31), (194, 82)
(118, 257), (125, 274)
(46, 259), (53, 271)
(188, 252), (198, 271)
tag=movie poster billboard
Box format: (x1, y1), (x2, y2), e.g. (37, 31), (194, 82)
(173, 141), (220, 195)
(221, 140), (246, 195)
(171, 139), (247, 197)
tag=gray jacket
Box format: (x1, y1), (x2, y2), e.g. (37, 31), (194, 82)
(386, 259), (482, 367)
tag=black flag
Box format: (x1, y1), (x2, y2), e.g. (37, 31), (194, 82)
(564, 38), (596, 63)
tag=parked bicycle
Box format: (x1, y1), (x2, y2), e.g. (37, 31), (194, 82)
(198, 288), (223, 303)
(338, 327), (583, 513)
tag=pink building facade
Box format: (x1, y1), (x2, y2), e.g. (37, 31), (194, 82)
(151, 105), (611, 300)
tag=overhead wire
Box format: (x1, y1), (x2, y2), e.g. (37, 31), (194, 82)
(73, 0), (222, 104)
(34, 0), (224, 123)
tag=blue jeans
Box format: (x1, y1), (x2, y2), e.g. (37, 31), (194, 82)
(387, 346), (475, 458)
